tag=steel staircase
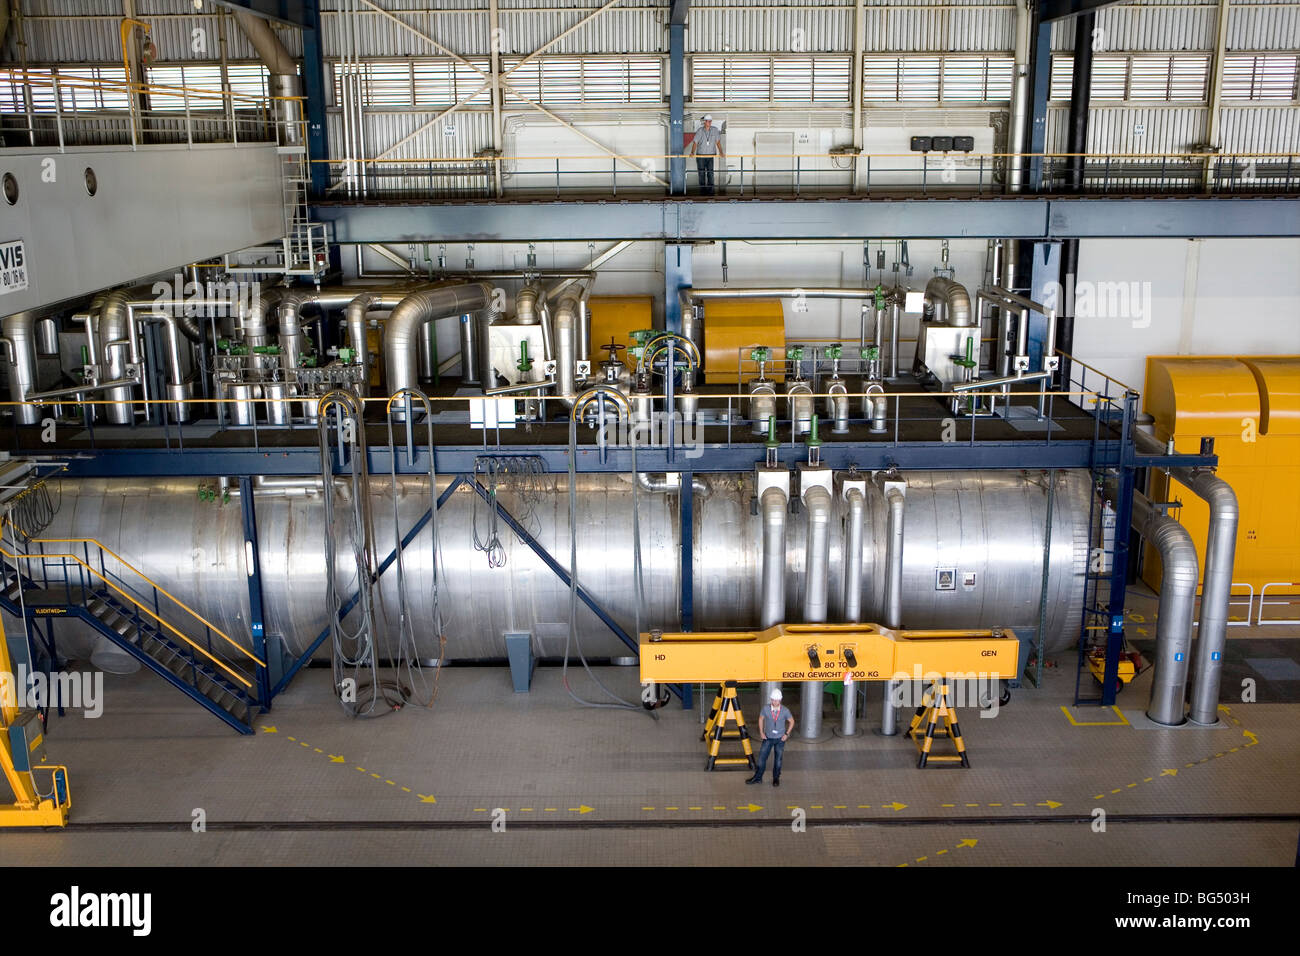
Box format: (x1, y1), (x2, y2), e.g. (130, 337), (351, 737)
(0, 539), (266, 734)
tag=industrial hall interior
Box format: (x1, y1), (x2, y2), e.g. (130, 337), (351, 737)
(0, 0), (1298, 872)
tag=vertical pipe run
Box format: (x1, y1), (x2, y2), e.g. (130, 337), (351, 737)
(1186, 472), (1238, 724)
(759, 486), (787, 704)
(841, 487), (865, 736)
(1132, 494), (1199, 726)
(881, 484), (905, 735)
(800, 484), (831, 739)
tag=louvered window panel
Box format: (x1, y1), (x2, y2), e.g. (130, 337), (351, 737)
(1222, 54), (1298, 101)
(364, 61), (412, 108)
(864, 57), (901, 101)
(899, 57), (940, 101)
(773, 58), (813, 102)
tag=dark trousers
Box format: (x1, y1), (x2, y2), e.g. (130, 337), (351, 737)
(696, 156), (716, 195)
(754, 737), (785, 779)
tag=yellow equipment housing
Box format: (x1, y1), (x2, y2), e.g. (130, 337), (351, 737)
(639, 623), (1019, 684)
(700, 297), (786, 384)
(588, 295), (654, 371)
(1143, 355), (1300, 596)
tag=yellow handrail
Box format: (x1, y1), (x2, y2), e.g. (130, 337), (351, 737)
(29, 538), (263, 668)
(0, 546), (254, 690)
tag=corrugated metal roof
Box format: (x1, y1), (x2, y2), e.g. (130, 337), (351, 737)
(16, 0), (301, 63)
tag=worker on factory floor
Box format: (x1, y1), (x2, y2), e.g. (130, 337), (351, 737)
(687, 114), (724, 196)
(747, 688), (795, 787)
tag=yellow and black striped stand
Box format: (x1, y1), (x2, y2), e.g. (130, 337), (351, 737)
(703, 681), (756, 772)
(904, 682), (970, 769)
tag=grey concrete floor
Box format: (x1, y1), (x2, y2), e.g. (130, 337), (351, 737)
(3, 586), (1298, 867)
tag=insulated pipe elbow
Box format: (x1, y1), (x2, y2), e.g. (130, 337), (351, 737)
(802, 485), (832, 625)
(1185, 472), (1238, 725)
(884, 488), (906, 630)
(1, 314), (38, 424)
(1133, 496), (1199, 726)
(759, 487), (788, 630)
(384, 284), (493, 397)
(843, 488), (865, 623)
(924, 277), (973, 327)
(635, 472), (708, 495)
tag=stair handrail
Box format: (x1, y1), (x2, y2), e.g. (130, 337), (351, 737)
(27, 537), (264, 671)
(0, 545), (259, 690)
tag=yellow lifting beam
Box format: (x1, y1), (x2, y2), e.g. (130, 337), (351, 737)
(639, 622), (1020, 685)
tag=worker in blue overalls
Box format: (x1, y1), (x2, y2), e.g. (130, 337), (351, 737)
(748, 688), (794, 787)
(687, 114), (724, 196)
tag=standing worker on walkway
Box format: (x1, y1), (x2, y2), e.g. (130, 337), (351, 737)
(687, 114), (724, 196)
(747, 688), (794, 787)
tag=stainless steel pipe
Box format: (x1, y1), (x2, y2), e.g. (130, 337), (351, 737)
(881, 482), (906, 735)
(1132, 493), (1199, 726)
(1136, 430), (1239, 725)
(384, 284), (493, 398)
(800, 484), (832, 740)
(841, 485), (865, 736)
(759, 484), (788, 704)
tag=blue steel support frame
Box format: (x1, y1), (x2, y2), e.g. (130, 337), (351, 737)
(678, 471), (694, 709)
(668, 0), (688, 196)
(270, 474), (465, 697)
(466, 476), (686, 702)
(1028, 9), (1053, 192)
(664, 243), (693, 333)
(239, 476), (272, 708)
(1100, 391), (1140, 705)
(1028, 241), (1062, 372)
(301, 0), (331, 197)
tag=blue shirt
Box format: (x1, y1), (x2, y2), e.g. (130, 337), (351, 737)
(761, 704), (793, 739)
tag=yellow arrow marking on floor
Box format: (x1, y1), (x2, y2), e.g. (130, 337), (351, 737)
(884, 802), (907, 811)
(571, 805), (595, 814)
(739, 803), (762, 813)
(1243, 730), (1258, 745)
(898, 838), (977, 867)
(266, 728), (434, 807)
(1160, 768), (1177, 777)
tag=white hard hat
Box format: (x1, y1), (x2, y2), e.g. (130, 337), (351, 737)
(702, 113), (713, 121)
(769, 688), (782, 701)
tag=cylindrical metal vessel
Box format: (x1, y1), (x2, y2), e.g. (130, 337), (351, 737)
(19, 471), (1092, 663)
(457, 313), (480, 386)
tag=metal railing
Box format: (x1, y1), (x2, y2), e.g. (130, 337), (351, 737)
(312, 150), (1300, 201)
(1257, 581), (1300, 625)
(0, 67), (303, 150)
(0, 532), (263, 690)
(0, 364), (1123, 461)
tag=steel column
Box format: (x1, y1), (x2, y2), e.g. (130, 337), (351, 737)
(1101, 392), (1140, 705)
(1028, 241), (1062, 373)
(679, 469), (694, 709)
(668, 1), (688, 196)
(1027, 9), (1053, 192)
(238, 475), (272, 708)
(301, 0), (331, 196)
(664, 243), (693, 333)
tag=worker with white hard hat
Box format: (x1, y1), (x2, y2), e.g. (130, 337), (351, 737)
(748, 687), (794, 786)
(685, 114), (724, 196)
